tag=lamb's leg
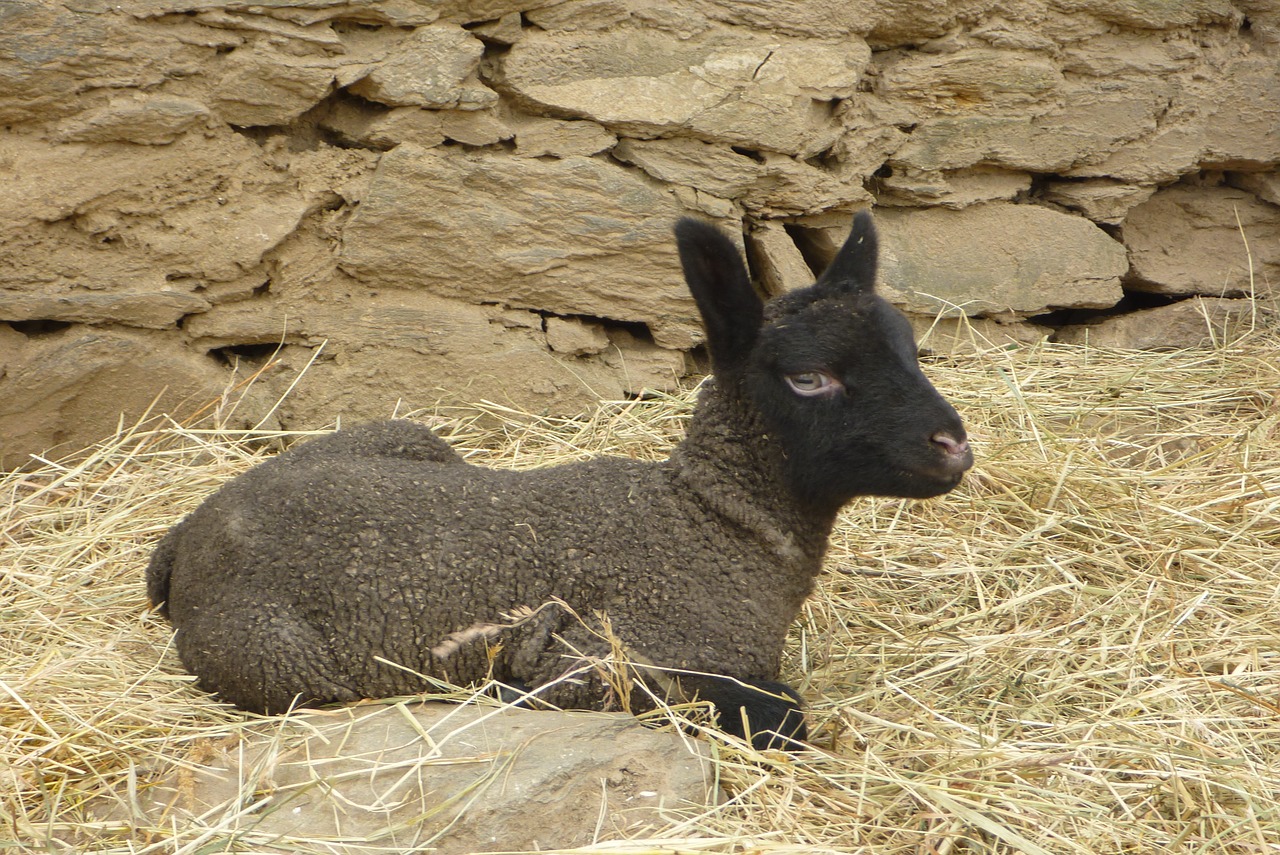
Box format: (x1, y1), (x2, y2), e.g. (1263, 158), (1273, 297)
(678, 674), (808, 751)
(173, 603), (364, 714)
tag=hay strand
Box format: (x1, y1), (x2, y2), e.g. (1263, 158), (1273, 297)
(3, 327), (1279, 853)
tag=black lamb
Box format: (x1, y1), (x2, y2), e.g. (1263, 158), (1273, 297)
(146, 212), (973, 750)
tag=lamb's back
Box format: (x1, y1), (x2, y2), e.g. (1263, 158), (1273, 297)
(160, 420), (793, 710)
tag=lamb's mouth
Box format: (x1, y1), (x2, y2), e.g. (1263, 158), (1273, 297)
(892, 464), (969, 498)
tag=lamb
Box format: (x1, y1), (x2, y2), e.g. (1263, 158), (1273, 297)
(146, 212), (973, 749)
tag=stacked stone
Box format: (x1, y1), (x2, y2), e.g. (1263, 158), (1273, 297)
(0, 0), (1276, 464)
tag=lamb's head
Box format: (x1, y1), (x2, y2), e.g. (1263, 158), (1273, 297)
(675, 212), (973, 512)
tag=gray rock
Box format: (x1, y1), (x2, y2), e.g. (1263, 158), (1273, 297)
(877, 166), (1031, 209)
(1054, 298), (1262, 349)
(184, 291), (686, 421)
(112, 703), (717, 855)
(52, 95), (212, 145)
(512, 117), (618, 157)
(1051, 0), (1237, 29)
(546, 316), (610, 355)
(747, 220), (816, 295)
(1068, 55), (1280, 183)
(877, 48), (1062, 108)
(1042, 180), (1158, 225)
(348, 24), (496, 110)
(869, 203), (1127, 316)
(1229, 171), (1280, 208)
(1122, 184), (1280, 298)
(339, 144), (709, 349)
(209, 40), (336, 126)
(500, 25), (867, 156)
(0, 290), (208, 329)
(0, 328), (250, 468)
(910, 314), (1051, 356)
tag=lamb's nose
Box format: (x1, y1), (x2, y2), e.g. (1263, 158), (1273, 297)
(931, 431), (974, 473)
(931, 431), (969, 457)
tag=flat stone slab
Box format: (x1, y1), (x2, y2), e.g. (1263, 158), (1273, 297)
(126, 702), (718, 854)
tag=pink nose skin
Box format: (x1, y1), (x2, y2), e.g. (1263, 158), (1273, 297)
(931, 432), (971, 459)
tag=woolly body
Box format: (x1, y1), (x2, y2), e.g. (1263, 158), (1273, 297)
(148, 213), (972, 747)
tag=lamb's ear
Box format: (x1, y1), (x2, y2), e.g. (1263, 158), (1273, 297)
(815, 210), (878, 297)
(674, 218), (763, 372)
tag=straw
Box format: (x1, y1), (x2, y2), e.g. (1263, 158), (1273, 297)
(3, 320), (1278, 853)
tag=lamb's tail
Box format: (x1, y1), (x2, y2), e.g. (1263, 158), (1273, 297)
(145, 525), (182, 618)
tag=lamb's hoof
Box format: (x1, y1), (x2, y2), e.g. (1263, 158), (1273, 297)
(490, 680), (535, 706)
(683, 674), (808, 752)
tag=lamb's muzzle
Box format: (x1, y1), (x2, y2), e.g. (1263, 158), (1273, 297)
(146, 210), (973, 751)
(929, 430), (975, 479)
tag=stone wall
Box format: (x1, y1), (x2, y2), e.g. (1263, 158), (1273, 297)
(1, 0), (1277, 466)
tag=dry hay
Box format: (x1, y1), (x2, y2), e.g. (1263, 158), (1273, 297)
(2, 327), (1279, 854)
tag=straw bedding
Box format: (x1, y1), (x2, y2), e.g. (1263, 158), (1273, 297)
(2, 326), (1278, 853)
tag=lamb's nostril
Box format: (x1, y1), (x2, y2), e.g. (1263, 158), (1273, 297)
(931, 432), (970, 457)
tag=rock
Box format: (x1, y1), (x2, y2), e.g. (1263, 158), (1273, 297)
(1051, 0), (1237, 29)
(435, 108), (514, 146)
(322, 101), (442, 149)
(523, 0), (635, 32)
(252, 341), (631, 427)
(599, 327), (688, 396)
(1059, 32), (1195, 77)
(321, 102), (513, 150)
(210, 40), (337, 126)
(865, 203), (1128, 316)
(614, 137), (764, 201)
(512, 117), (617, 158)
(694, 0), (870, 37)
(0, 290), (208, 329)
(188, 8), (346, 47)
(0, 2), (214, 125)
(470, 11), (525, 44)
(0, 131), (318, 312)
(53, 95), (212, 145)
(877, 48), (1062, 107)
(339, 144), (709, 349)
(546, 316), (610, 355)
(888, 79), (1168, 175)
(745, 152), (871, 215)
(910, 314), (1051, 356)
(104, 703), (716, 855)
(614, 138), (869, 214)
(184, 291), (685, 422)
(1053, 298), (1260, 349)
(348, 24), (497, 110)
(1042, 180), (1157, 225)
(747, 221), (815, 296)
(500, 25), (868, 156)
(1, 0), (1278, 462)
(127, 0), (446, 27)
(1068, 55), (1280, 183)
(862, 0), (1003, 45)
(1229, 171), (1280, 207)
(877, 166), (1031, 209)
(0, 327), (252, 468)
(1122, 184), (1280, 297)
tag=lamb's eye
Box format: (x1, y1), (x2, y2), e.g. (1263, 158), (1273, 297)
(784, 372), (841, 397)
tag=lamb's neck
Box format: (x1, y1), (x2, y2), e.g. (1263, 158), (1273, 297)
(665, 384), (837, 565)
